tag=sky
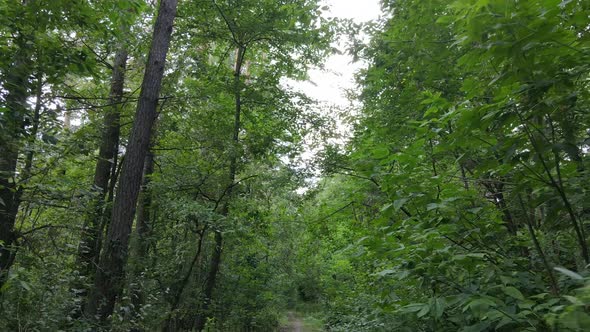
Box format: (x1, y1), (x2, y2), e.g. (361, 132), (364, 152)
(287, 0), (382, 192)
(286, 0), (382, 107)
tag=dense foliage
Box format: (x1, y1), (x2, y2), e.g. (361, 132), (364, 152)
(310, 0), (590, 331)
(1, 0), (589, 331)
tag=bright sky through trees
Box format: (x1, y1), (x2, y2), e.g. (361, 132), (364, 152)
(286, 0), (382, 181)
(288, 0), (381, 107)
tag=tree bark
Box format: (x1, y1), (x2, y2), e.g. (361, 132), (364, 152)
(163, 227), (206, 331)
(22, 75), (43, 181)
(77, 46), (127, 286)
(0, 45), (31, 288)
(130, 146), (155, 319)
(195, 45), (246, 332)
(86, 0), (178, 322)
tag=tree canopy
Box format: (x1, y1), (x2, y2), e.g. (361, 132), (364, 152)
(1, 0), (589, 331)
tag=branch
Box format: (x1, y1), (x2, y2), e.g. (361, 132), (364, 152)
(18, 224), (82, 237)
(212, 0), (242, 47)
(81, 39), (113, 70)
(315, 202), (354, 223)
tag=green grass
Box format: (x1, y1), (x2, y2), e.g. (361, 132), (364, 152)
(301, 314), (324, 331)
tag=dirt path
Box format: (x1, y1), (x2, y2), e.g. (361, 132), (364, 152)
(281, 311), (304, 332)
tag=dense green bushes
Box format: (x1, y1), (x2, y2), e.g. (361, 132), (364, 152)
(297, 0), (590, 331)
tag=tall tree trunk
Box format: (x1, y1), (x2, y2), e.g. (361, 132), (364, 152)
(163, 227), (206, 332)
(129, 146), (155, 319)
(0, 45), (31, 288)
(77, 46), (128, 287)
(194, 231), (223, 331)
(22, 75), (43, 182)
(195, 45), (246, 332)
(86, 0), (178, 322)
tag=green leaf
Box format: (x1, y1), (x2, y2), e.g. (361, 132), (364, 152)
(371, 146), (389, 159)
(559, 0), (573, 9)
(503, 286), (525, 301)
(431, 297), (446, 319)
(436, 15), (454, 24)
(496, 317), (513, 329)
(417, 303), (430, 318)
(399, 303), (427, 314)
(427, 203), (442, 211)
(380, 203), (393, 212)
(467, 207), (483, 214)
(461, 321), (491, 332)
(19, 280), (31, 291)
(453, 253), (485, 261)
(394, 198), (409, 211)
(554, 267), (583, 280)
(376, 269), (396, 277)
(563, 295), (583, 305)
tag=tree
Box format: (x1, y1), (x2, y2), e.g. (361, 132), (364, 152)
(300, 0), (590, 330)
(75, 45), (128, 305)
(0, 0), (99, 289)
(5, 0), (588, 330)
(86, 0), (178, 321)
(183, 1), (333, 329)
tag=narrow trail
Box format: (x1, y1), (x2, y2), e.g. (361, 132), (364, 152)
(280, 311), (305, 332)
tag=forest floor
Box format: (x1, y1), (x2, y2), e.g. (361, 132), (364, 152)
(280, 311), (322, 332)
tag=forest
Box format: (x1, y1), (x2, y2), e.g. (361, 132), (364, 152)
(1, 0), (589, 331)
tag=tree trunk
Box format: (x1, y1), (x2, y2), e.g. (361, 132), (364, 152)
(195, 45), (246, 332)
(130, 146), (155, 319)
(0, 47), (31, 288)
(163, 227), (206, 331)
(22, 75), (43, 181)
(86, 0), (178, 322)
(194, 231), (222, 331)
(77, 46), (128, 287)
